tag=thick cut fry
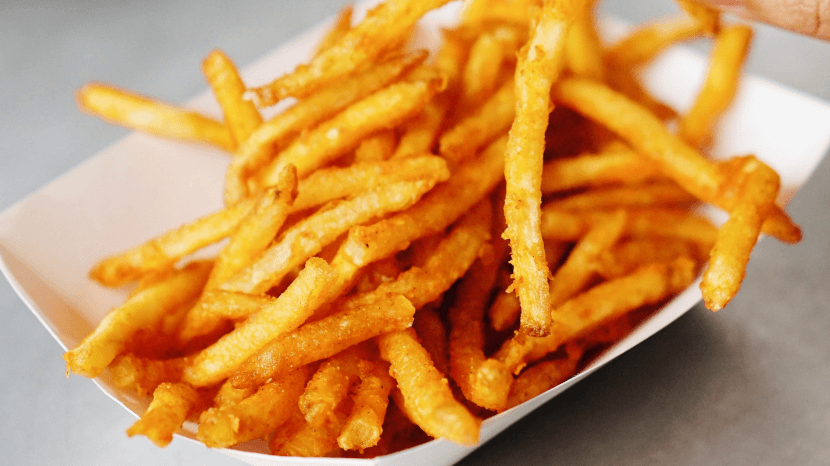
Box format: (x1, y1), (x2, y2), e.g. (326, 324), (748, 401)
(702, 156), (779, 310)
(549, 210), (626, 308)
(202, 49), (263, 146)
(596, 237), (703, 279)
(553, 77), (800, 243)
(126, 382), (201, 448)
(182, 258), (337, 387)
(247, 0), (453, 106)
(225, 51), (427, 204)
(338, 362), (395, 451)
(300, 350), (363, 427)
(90, 197), (258, 287)
(505, 345), (581, 409)
(540, 142), (663, 193)
(605, 16), (703, 69)
(257, 76), (446, 185)
(314, 5), (353, 57)
(546, 181), (695, 211)
(197, 367), (308, 448)
(504, 0), (573, 337)
(413, 305), (450, 377)
(679, 25), (753, 148)
(109, 354), (187, 398)
(354, 129), (397, 163)
(439, 77), (515, 164)
(378, 328), (481, 445)
(77, 83), (234, 151)
(343, 135), (506, 268)
(222, 179), (438, 295)
(65, 261), (212, 378)
(232, 295), (416, 389)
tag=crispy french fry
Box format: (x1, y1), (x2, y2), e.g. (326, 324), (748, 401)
(546, 181), (695, 211)
(126, 382), (202, 448)
(232, 294), (416, 389)
(541, 142), (663, 193)
(378, 328), (481, 445)
(488, 287), (522, 332)
(247, 0), (453, 106)
(180, 290), (274, 339)
(354, 129), (397, 163)
(213, 377), (257, 410)
(300, 350), (363, 427)
(65, 261), (212, 378)
(202, 49), (263, 146)
(504, 0), (573, 337)
(270, 407), (348, 457)
(314, 5), (353, 57)
(675, 0), (720, 35)
(224, 51), (427, 204)
(109, 354), (187, 398)
(197, 366), (308, 448)
(413, 305), (450, 377)
(597, 237), (703, 279)
(679, 25), (753, 148)
(505, 344), (581, 409)
(338, 360), (395, 451)
(77, 83), (235, 151)
(459, 26), (520, 108)
(256, 75), (446, 185)
(564, 0), (604, 80)
(605, 16), (703, 69)
(182, 258), (337, 387)
(702, 156), (779, 310)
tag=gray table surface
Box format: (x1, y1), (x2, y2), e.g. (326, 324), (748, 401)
(2, 1), (829, 465)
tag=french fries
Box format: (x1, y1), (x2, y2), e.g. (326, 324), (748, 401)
(66, 0), (804, 459)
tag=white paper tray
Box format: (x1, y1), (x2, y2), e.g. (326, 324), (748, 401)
(2, 2), (830, 465)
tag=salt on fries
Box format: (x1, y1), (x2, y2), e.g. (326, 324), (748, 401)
(66, 0), (801, 459)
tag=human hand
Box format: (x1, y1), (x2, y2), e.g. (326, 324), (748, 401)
(702, 0), (830, 40)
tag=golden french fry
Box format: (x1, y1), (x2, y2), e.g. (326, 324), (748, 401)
(702, 156), (779, 310)
(338, 360), (395, 451)
(90, 196), (258, 287)
(504, 0), (574, 337)
(679, 25), (753, 148)
(224, 51), (427, 204)
(675, 0), (720, 35)
(126, 382), (202, 448)
(270, 407), (348, 457)
(179, 290), (274, 343)
(596, 237), (703, 279)
(540, 142), (663, 193)
(197, 366), (308, 448)
(182, 257), (337, 387)
(605, 16), (703, 69)
(564, 0), (604, 80)
(354, 129), (397, 163)
(505, 344), (581, 409)
(547, 181), (695, 211)
(213, 378), (257, 410)
(232, 294), (416, 389)
(202, 49), (263, 146)
(314, 5), (353, 57)
(77, 83), (235, 151)
(413, 305), (450, 377)
(459, 26), (520, 108)
(462, 0), (538, 27)
(109, 354), (187, 398)
(300, 350), (364, 427)
(65, 261), (212, 378)
(247, 0), (453, 106)
(256, 75), (446, 185)
(488, 287), (521, 332)
(379, 328), (481, 445)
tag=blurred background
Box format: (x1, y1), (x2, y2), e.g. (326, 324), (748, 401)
(1, 1), (829, 465)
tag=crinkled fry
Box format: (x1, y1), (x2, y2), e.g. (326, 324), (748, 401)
(314, 4), (353, 58)
(679, 25), (753, 148)
(109, 354), (187, 398)
(247, 0), (453, 106)
(553, 77), (800, 243)
(496, 258), (697, 374)
(505, 344), (581, 409)
(605, 16), (703, 69)
(90, 196), (258, 287)
(354, 129), (397, 163)
(183, 258), (337, 387)
(202, 49), (263, 146)
(300, 349), (364, 427)
(344, 135), (506, 268)
(232, 294), (416, 389)
(597, 237), (703, 279)
(504, 0), (573, 337)
(702, 156), (779, 311)
(413, 304), (450, 376)
(65, 261), (212, 378)
(76, 83), (234, 151)
(440, 77), (515, 164)
(222, 178), (439, 295)
(549, 210), (627, 308)
(541, 142), (663, 193)
(256, 76), (446, 185)
(378, 328), (481, 445)
(546, 181), (695, 211)
(126, 382), (201, 448)
(224, 51), (427, 204)
(338, 361), (395, 451)
(197, 366), (308, 448)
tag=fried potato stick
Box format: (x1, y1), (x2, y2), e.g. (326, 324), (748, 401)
(225, 51), (426, 204)
(314, 5), (353, 57)
(65, 261), (212, 378)
(540, 142), (662, 193)
(378, 328), (481, 445)
(459, 26), (520, 108)
(232, 294), (416, 389)
(202, 49), (263, 146)
(77, 83), (235, 151)
(504, 0), (573, 337)
(679, 25), (753, 148)
(197, 366), (308, 448)
(597, 237), (703, 279)
(247, 0), (453, 106)
(90, 196), (258, 287)
(183, 258), (337, 387)
(354, 129), (397, 163)
(213, 378), (257, 410)
(675, 0), (720, 35)
(505, 344), (581, 409)
(109, 354), (187, 398)
(300, 350), (363, 427)
(605, 16), (703, 69)
(413, 305), (450, 377)
(546, 181), (695, 211)
(564, 0), (604, 80)
(338, 360), (395, 451)
(126, 382), (202, 448)
(270, 407), (348, 457)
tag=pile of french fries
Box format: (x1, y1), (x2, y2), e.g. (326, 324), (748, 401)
(65, 0), (801, 458)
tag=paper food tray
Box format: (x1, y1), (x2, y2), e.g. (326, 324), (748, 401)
(2, 2), (830, 465)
